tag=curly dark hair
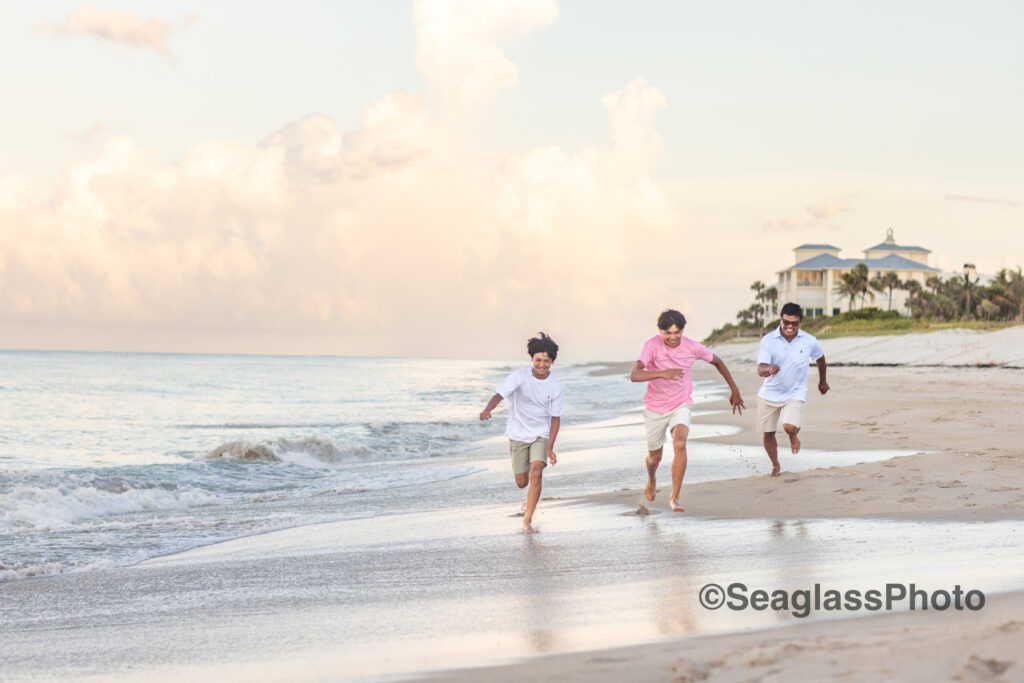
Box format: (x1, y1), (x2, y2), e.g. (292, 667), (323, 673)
(526, 332), (559, 361)
(656, 309), (686, 331)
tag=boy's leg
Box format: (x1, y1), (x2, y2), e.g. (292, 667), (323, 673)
(781, 401), (805, 455)
(645, 447), (663, 502)
(510, 441), (530, 488)
(763, 432), (781, 477)
(668, 424), (689, 511)
(523, 460), (546, 533)
(759, 398), (783, 477)
(643, 409), (670, 502)
(783, 424), (801, 454)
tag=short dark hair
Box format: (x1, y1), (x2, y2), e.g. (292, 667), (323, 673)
(780, 302), (803, 320)
(657, 309), (686, 331)
(527, 332), (558, 361)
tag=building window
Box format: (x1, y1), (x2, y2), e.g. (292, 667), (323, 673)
(833, 307), (841, 316)
(796, 270), (824, 287)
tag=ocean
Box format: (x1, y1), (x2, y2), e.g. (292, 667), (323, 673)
(0, 351), (645, 582)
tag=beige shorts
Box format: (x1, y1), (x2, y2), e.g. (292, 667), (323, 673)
(510, 438), (548, 474)
(758, 397), (805, 433)
(643, 405), (692, 451)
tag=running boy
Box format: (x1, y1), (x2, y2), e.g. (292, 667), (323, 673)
(631, 309), (744, 511)
(479, 332), (563, 534)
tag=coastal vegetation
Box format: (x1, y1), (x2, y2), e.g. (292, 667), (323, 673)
(703, 266), (1024, 345)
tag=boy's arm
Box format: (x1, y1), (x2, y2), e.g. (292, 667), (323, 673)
(545, 416), (560, 465)
(630, 361), (683, 382)
(816, 355), (829, 395)
(479, 393), (503, 421)
(709, 355), (745, 414)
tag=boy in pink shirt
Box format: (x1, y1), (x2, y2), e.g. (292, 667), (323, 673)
(631, 309), (745, 511)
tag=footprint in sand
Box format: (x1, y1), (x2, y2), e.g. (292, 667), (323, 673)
(994, 620), (1022, 634)
(960, 654), (1012, 679)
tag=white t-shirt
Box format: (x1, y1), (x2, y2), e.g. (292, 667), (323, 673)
(757, 327), (825, 402)
(496, 366), (564, 443)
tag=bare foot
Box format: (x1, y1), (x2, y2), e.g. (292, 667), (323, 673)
(770, 464), (781, 477)
(669, 498), (685, 512)
(645, 456), (658, 502)
(523, 521), (536, 534)
(789, 434), (801, 454)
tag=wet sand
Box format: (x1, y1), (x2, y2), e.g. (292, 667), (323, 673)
(434, 362), (1024, 681)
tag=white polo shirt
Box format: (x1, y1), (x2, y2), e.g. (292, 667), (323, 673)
(757, 327), (824, 402)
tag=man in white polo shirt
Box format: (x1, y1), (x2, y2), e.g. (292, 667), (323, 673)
(757, 302), (829, 477)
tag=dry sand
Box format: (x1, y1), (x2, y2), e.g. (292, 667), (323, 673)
(434, 360), (1024, 681)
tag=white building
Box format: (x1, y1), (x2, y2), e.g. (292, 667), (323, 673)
(776, 229), (939, 318)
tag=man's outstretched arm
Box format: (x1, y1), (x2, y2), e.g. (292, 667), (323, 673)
(710, 355), (745, 414)
(479, 393), (503, 420)
(816, 356), (829, 395)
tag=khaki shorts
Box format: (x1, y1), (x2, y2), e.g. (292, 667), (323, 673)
(510, 438), (548, 474)
(643, 405), (691, 451)
(758, 397), (805, 433)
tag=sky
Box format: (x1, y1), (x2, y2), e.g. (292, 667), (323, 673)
(2, 0), (1022, 360)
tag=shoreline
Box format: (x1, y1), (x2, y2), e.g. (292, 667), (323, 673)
(430, 362), (1024, 681)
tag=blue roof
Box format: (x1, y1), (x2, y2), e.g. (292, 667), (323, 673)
(863, 242), (930, 253)
(794, 243), (841, 251)
(786, 254), (844, 269)
(779, 253), (938, 274)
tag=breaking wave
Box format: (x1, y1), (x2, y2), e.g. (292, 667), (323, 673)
(201, 436), (371, 466)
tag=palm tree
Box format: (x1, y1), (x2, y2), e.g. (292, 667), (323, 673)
(874, 271), (902, 311)
(869, 273), (887, 308)
(902, 278), (922, 316)
(961, 268), (980, 318)
(834, 263), (871, 310)
(996, 267), (1024, 321)
(977, 299), (999, 321)
(764, 285), (778, 319)
(834, 273), (859, 312)
(750, 281), (766, 322)
(751, 303), (765, 329)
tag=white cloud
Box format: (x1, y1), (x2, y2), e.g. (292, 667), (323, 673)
(4, 2), (693, 358)
(34, 6), (188, 57)
(413, 0), (558, 107)
(763, 196), (856, 232)
(944, 193), (1022, 210)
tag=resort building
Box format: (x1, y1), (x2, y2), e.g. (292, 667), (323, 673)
(776, 229), (939, 318)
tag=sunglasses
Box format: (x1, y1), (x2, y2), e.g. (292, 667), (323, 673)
(781, 319), (801, 327)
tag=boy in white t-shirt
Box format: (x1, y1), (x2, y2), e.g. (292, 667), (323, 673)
(479, 332), (564, 534)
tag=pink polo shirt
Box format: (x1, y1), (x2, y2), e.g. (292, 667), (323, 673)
(638, 335), (714, 413)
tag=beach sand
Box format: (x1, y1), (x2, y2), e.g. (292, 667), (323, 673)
(434, 362), (1024, 681)
(4, 360), (1024, 682)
